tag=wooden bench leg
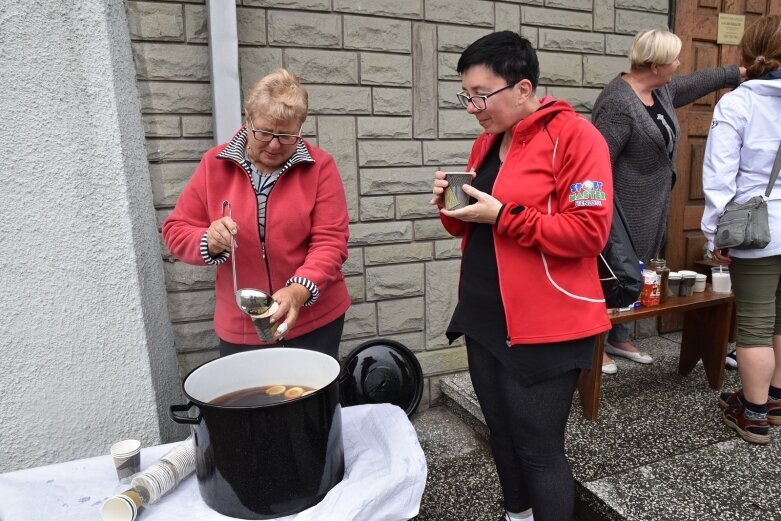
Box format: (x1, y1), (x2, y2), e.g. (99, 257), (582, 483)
(679, 302), (732, 389)
(578, 334), (604, 421)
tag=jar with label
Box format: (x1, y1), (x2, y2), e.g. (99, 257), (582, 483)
(640, 269), (661, 307)
(650, 258), (670, 303)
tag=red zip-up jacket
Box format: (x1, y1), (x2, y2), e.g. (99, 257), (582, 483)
(163, 128), (351, 345)
(441, 98), (613, 344)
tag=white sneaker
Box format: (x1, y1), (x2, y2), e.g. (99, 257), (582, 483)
(605, 342), (653, 364)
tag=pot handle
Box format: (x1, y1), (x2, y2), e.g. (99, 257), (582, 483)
(169, 402), (201, 425)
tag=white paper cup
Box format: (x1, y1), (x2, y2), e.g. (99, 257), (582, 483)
(679, 274), (696, 296)
(252, 301), (280, 342)
(110, 440), (141, 480)
(693, 274), (707, 293)
(101, 494), (137, 521)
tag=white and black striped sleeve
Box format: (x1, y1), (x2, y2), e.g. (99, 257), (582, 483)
(200, 231), (229, 265)
(286, 276), (319, 306)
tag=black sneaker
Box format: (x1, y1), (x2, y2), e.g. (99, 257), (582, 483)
(725, 349), (737, 370)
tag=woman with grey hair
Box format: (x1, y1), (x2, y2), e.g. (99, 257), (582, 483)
(592, 28), (744, 374)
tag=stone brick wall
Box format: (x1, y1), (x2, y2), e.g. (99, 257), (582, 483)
(127, 0), (670, 410)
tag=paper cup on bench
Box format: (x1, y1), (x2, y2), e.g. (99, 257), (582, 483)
(693, 274), (707, 293)
(667, 272), (681, 297)
(443, 172), (473, 210)
(678, 271), (696, 297)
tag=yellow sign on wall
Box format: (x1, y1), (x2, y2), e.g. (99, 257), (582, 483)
(717, 13), (746, 45)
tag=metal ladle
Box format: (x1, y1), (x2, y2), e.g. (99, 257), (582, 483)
(222, 200), (274, 318)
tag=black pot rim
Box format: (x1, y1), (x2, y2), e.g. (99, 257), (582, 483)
(183, 379), (338, 410)
(179, 348), (341, 411)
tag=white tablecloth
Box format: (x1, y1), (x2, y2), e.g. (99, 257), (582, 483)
(0, 404), (427, 521)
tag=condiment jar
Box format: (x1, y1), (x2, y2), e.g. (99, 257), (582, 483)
(640, 269), (661, 307)
(650, 258), (670, 303)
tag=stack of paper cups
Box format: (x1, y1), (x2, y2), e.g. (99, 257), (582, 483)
(101, 489), (143, 521)
(110, 440), (141, 481)
(130, 436), (196, 504)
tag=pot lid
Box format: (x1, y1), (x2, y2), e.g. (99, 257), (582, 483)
(340, 339), (424, 417)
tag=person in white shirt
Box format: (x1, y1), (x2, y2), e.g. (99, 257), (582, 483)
(701, 14), (781, 445)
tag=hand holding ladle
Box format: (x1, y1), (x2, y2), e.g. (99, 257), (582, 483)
(206, 217), (239, 257)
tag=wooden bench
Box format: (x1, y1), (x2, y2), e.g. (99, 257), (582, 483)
(577, 286), (734, 420)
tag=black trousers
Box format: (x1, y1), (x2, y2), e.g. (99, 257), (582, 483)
(466, 336), (584, 521)
(219, 314), (345, 360)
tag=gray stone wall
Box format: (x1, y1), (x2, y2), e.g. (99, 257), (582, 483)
(127, 0), (670, 410)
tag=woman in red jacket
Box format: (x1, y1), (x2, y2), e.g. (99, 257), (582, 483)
(431, 32), (613, 521)
(163, 69), (350, 358)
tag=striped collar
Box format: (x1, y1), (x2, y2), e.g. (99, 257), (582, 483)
(216, 127), (314, 176)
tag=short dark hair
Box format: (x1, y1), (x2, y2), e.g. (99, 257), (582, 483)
(456, 31), (540, 89)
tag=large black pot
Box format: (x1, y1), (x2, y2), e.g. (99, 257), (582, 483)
(169, 348), (344, 520)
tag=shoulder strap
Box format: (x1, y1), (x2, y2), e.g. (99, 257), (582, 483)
(765, 140), (781, 198)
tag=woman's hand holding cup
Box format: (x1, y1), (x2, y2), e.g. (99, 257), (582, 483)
(429, 170), (448, 208)
(441, 183), (503, 224)
(269, 283), (312, 340)
(206, 216), (239, 257)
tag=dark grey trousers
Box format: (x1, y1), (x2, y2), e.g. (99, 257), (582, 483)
(466, 336), (583, 521)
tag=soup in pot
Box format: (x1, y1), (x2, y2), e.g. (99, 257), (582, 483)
(212, 385), (316, 406)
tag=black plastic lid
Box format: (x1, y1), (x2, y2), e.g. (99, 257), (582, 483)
(340, 339), (424, 417)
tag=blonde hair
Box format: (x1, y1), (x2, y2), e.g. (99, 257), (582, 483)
(244, 69), (308, 125)
(740, 15), (781, 79)
(629, 29), (682, 70)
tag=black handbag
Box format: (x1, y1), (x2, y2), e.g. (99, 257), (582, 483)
(598, 196), (642, 308)
(543, 113), (641, 308)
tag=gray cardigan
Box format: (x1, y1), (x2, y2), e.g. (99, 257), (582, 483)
(592, 66), (741, 262)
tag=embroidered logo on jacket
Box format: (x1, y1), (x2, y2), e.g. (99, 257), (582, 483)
(569, 180), (606, 206)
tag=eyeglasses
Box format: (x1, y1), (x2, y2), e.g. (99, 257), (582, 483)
(247, 117), (302, 145)
(456, 81), (519, 111)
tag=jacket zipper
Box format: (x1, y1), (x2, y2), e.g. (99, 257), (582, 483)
(261, 182), (276, 293)
(238, 157), (275, 294)
(493, 134), (526, 347)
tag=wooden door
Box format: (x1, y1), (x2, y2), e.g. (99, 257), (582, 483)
(661, 0), (778, 332)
